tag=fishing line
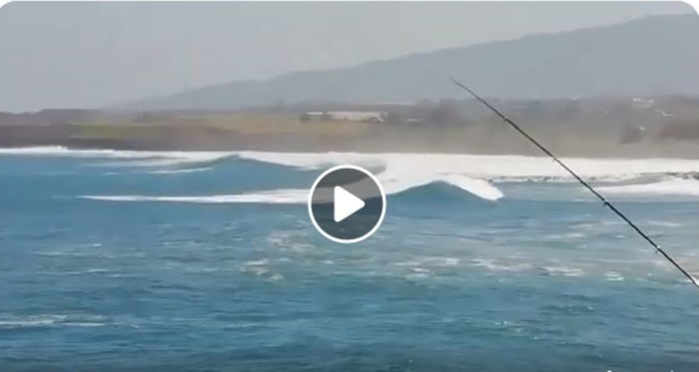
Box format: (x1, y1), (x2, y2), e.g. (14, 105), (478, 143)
(450, 76), (698, 290)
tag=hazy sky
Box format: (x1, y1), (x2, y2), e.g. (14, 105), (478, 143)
(0, 1), (694, 112)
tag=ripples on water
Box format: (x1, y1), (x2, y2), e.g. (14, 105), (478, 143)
(1, 148), (698, 372)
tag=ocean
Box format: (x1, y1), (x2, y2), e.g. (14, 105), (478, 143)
(1, 147), (698, 372)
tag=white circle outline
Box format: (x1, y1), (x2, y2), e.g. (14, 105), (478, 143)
(307, 164), (387, 244)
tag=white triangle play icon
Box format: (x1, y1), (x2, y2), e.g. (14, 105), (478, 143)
(333, 186), (365, 222)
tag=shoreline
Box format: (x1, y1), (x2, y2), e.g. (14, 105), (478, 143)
(1, 141), (698, 161)
(1, 121), (697, 159)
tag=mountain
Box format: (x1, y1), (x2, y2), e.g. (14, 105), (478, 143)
(121, 14), (699, 111)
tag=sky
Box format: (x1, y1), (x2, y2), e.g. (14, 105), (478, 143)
(0, 1), (694, 112)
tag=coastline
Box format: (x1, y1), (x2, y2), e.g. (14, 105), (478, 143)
(1, 129), (697, 159)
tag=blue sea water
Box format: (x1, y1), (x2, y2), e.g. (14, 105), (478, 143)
(1, 150), (698, 372)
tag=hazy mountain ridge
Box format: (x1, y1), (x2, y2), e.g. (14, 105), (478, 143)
(120, 14), (699, 111)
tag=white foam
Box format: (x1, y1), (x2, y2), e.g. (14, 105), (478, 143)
(542, 265), (586, 277)
(120, 153), (230, 168)
(148, 167), (213, 175)
(0, 146), (86, 155)
(11, 148), (699, 202)
(0, 146), (232, 168)
(244, 259), (271, 266)
(81, 171), (503, 204)
(395, 257), (462, 268)
(5, 148), (698, 181)
(234, 151), (699, 180)
(0, 314), (106, 328)
(234, 150), (382, 170)
(0, 146), (160, 159)
(6, 147), (698, 183)
(597, 179), (699, 197)
(231, 151), (699, 202)
(81, 188), (308, 204)
(645, 220), (682, 228)
(375, 168), (503, 200)
(470, 259), (533, 272)
(605, 272), (625, 281)
(438, 174), (503, 201)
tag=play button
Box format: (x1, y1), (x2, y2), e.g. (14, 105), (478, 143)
(333, 186), (365, 222)
(308, 165), (386, 243)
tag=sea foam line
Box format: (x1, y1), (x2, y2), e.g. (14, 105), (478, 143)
(82, 188), (308, 204)
(80, 173), (503, 204)
(3, 147), (699, 182)
(6, 147), (699, 199)
(597, 179), (699, 197)
(0, 146), (233, 168)
(0, 314), (107, 329)
(234, 151), (699, 181)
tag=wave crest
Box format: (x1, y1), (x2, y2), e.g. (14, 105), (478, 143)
(597, 179), (699, 197)
(81, 173), (503, 204)
(235, 151), (699, 181)
(82, 188), (308, 204)
(6, 147), (698, 201)
(0, 314), (107, 329)
(4, 148), (699, 183)
(0, 146), (232, 168)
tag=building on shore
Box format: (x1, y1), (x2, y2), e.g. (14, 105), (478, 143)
(300, 111), (385, 123)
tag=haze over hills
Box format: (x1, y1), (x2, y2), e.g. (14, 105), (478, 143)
(3, 13), (698, 157)
(120, 14), (699, 111)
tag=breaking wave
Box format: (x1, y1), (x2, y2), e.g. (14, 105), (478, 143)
(0, 314), (107, 329)
(82, 189), (308, 204)
(0, 146), (232, 168)
(148, 167), (213, 175)
(81, 173), (503, 204)
(5, 147), (699, 201)
(234, 151), (699, 181)
(597, 179), (699, 197)
(3, 147), (698, 182)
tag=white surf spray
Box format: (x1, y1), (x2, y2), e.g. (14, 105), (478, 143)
(4, 147), (698, 182)
(233, 151), (699, 181)
(82, 188), (309, 204)
(147, 167), (214, 175)
(7, 147), (698, 202)
(379, 171), (503, 201)
(0, 146), (232, 168)
(597, 179), (699, 197)
(81, 173), (503, 204)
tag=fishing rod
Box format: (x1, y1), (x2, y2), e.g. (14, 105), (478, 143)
(450, 76), (699, 290)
